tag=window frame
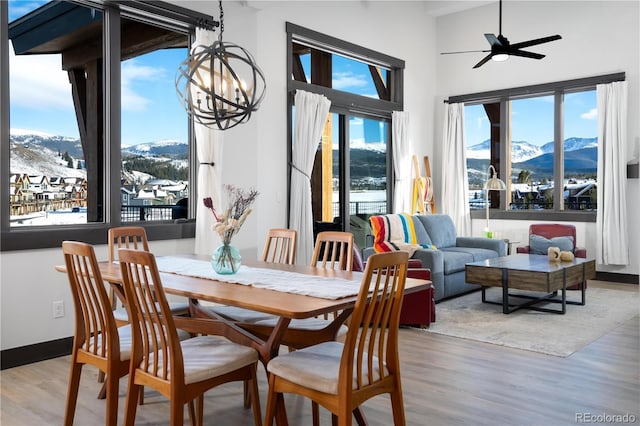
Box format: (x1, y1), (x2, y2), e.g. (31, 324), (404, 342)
(450, 72), (625, 223)
(285, 23), (404, 233)
(0, 0), (211, 251)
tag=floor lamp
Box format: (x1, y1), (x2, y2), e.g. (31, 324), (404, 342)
(484, 165), (506, 238)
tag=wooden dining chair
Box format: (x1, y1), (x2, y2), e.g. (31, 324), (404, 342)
(262, 227), (297, 264)
(101, 226), (190, 393)
(118, 248), (263, 426)
(312, 231), (354, 271)
(264, 251), (409, 426)
(253, 231), (355, 425)
(62, 241), (132, 426)
(108, 226), (189, 326)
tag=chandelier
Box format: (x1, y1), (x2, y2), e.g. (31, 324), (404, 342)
(176, 1), (266, 130)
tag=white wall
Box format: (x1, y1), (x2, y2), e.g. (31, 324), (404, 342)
(0, 239), (194, 350)
(433, 1), (640, 276)
(2, 1), (638, 351)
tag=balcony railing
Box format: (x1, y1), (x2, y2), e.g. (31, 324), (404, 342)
(121, 204), (188, 222)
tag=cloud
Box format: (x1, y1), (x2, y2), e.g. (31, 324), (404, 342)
(332, 71), (368, 91)
(9, 51), (73, 111)
(9, 51), (166, 113)
(581, 108), (597, 120)
(121, 60), (166, 112)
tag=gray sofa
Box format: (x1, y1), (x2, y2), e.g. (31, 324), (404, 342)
(364, 214), (506, 301)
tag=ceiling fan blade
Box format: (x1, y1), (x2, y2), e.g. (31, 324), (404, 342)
(484, 33), (503, 47)
(441, 49), (490, 55)
(510, 35), (562, 50)
(473, 53), (494, 69)
(508, 49), (545, 60)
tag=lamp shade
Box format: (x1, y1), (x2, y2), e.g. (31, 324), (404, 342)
(176, 40), (266, 130)
(483, 165), (507, 191)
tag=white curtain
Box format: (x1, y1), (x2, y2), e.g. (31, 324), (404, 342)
(441, 102), (471, 236)
(193, 28), (224, 255)
(289, 90), (331, 265)
(392, 111), (411, 213)
(596, 81), (629, 265)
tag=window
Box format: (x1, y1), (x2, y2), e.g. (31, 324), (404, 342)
(1, 1), (213, 250)
(457, 73), (623, 221)
(287, 23), (403, 249)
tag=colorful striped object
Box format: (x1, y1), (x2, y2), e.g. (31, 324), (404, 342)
(369, 213), (422, 256)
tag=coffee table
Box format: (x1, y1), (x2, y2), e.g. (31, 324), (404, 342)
(465, 254), (596, 314)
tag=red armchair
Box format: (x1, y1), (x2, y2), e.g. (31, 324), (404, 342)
(354, 246), (436, 328)
(516, 223), (587, 290)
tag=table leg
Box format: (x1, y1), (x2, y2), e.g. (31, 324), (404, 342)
(561, 269), (567, 314)
(502, 268), (509, 314)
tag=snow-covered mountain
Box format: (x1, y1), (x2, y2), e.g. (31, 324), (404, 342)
(10, 131), (86, 177)
(122, 139), (187, 157)
(467, 137), (597, 162)
(10, 131), (188, 177)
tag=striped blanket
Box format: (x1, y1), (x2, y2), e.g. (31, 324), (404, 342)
(369, 213), (422, 256)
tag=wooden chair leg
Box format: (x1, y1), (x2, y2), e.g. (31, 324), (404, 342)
(248, 370), (263, 426)
(353, 407), (367, 426)
(243, 380), (251, 409)
(105, 372), (120, 426)
(64, 362), (82, 426)
(264, 376), (278, 426)
(123, 380), (141, 426)
(312, 402), (320, 426)
(389, 389), (406, 426)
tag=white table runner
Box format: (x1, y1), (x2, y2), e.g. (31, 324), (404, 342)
(155, 256), (364, 300)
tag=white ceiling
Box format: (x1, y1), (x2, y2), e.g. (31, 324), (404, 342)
(422, 1), (495, 17)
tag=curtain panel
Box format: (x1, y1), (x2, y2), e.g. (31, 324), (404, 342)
(596, 81), (629, 265)
(442, 102), (471, 236)
(193, 28), (224, 255)
(392, 111), (411, 214)
(289, 90), (332, 265)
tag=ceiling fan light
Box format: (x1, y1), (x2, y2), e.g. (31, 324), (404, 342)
(492, 53), (509, 62)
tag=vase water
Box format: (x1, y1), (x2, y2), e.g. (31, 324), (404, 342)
(211, 243), (242, 274)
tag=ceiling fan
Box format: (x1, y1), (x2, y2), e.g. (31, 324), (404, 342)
(441, 0), (562, 69)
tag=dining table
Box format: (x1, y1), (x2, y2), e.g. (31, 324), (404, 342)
(57, 254), (431, 364)
(56, 253), (431, 425)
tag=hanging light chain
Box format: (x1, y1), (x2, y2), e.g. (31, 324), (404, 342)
(218, 0), (224, 42)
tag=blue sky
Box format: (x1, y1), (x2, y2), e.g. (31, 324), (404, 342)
(464, 90), (597, 147)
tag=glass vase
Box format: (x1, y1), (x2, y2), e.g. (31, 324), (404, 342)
(211, 243), (242, 274)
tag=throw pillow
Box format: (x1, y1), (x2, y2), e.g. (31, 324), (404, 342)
(369, 213), (422, 256)
(529, 234), (574, 255)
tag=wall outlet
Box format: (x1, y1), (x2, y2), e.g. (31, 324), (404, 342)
(52, 300), (65, 318)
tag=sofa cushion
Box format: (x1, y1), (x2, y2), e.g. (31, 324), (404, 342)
(416, 214), (457, 248)
(438, 249), (474, 275)
(529, 235), (574, 254)
(444, 246), (499, 262)
(369, 213), (422, 255)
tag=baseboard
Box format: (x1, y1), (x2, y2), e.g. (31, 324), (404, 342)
(595, 272), (639, 285)
(1, 336), (72, 370)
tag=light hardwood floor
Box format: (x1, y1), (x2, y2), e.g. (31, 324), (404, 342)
(1, 316), (638, 425)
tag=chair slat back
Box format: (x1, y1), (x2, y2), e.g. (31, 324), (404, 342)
(311, 231), (354, 271)
(262, 228), (297, 264)
(108, 227), (150, 262)
(118, 249), (184, 383)
(340, 251), (408, 392)
(63, 241), (119, 359)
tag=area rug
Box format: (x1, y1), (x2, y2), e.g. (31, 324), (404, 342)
(423, 281), (639, 357)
